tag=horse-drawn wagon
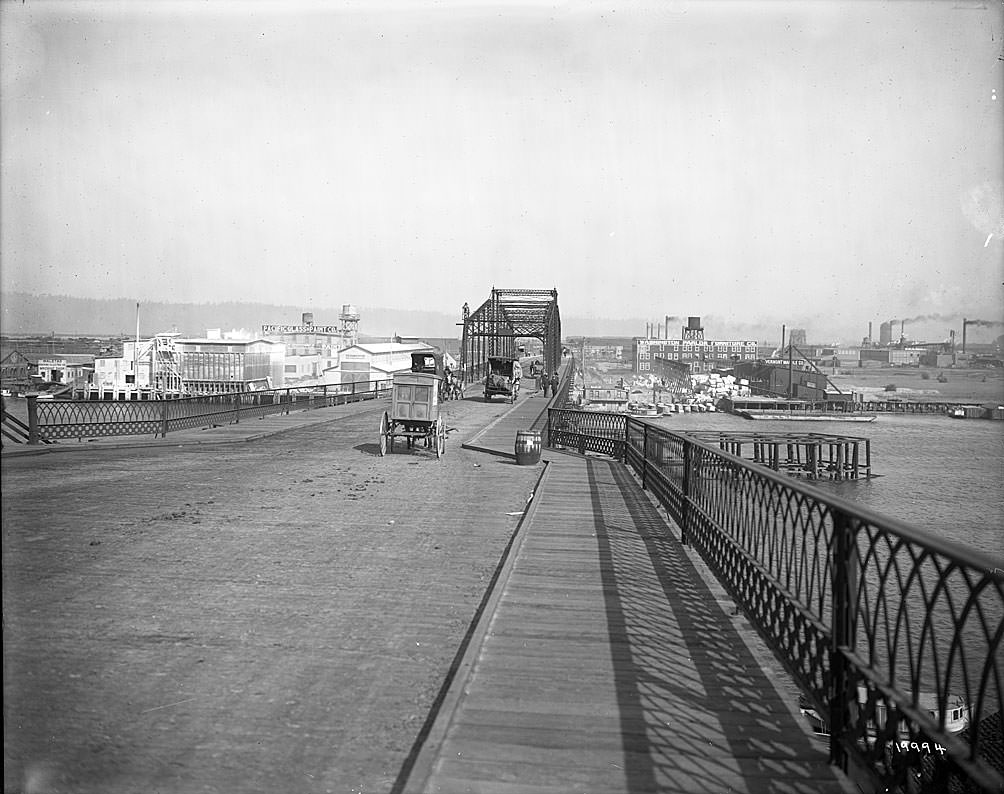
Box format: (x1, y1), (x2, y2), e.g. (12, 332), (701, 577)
(378, 352), (447, 457)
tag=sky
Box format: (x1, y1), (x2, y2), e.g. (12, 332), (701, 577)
(2, 0), (1003, 343)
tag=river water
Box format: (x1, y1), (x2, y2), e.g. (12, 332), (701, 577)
(657, 410), (1003, 706)
(659, 410), (1004, 560)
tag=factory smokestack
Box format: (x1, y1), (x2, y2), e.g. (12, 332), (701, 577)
(963, 318), (967, 353)
(868, 321), (873, 345)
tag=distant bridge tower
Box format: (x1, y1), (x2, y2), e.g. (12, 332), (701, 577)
(339, 304), (360, 348)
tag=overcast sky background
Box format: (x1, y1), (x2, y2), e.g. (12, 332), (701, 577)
(2, 0), (1002, 342)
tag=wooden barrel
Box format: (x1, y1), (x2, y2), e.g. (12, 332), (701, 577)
(514, 430), (541, 465)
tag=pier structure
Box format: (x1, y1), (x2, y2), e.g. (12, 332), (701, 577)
(4, 353), (1002, 794)
(720, 395), (1001, 420)
(681, 430), (873, 480)
(858, 400), (993, 417)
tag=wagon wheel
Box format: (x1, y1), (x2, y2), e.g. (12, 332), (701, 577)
(379, 412), (389, 456)
(435, 417), (446, 459)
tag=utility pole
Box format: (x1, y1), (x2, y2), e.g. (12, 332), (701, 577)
(788, 343), (794, 400)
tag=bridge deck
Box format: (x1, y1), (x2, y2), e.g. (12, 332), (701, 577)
(405, 452), (847, 793)
(462, 385), (553, 458)
(5, 378), (850, 793)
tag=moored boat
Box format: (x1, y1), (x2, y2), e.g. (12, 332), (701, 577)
(798, 688), (970, 742)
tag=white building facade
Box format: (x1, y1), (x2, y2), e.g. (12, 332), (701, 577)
(323, 342), (434, 390)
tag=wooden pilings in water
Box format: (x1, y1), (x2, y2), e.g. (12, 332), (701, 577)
(689, 431), (872, 481)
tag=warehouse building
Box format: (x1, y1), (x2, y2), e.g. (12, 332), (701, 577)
(322, 341), (435, 391)
(633, 317), (756, 374)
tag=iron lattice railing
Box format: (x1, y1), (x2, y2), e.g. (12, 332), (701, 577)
(547, 410), (1004, 794)
(33, 381), (387, 442)
(546, 407), (626, 459)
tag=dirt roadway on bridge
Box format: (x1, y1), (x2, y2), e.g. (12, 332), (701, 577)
(3, 396), (544, 794)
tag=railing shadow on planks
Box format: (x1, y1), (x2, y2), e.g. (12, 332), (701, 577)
(545, 407), (1004, 794)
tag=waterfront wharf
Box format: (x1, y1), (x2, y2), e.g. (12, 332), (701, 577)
(720, 395), (1003, 420)
(857, 400), (996, 417)
(3, 381), (848, 794)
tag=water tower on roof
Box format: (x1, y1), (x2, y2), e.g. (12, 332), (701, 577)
(682, 316), (704, 341)
(339, 304), (360, 347)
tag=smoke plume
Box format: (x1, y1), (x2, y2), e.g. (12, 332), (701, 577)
(901, 312), (963, 323)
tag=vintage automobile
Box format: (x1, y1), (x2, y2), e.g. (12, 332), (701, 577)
(484, 356), (521, 403)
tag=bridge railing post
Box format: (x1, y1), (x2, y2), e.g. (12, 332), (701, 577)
(680, 439), (692, 545)
(829, 507), (859, 772)
(641, 423), (649, 490)
(26, 395), (40, 445)
(160, 398), (169, 438)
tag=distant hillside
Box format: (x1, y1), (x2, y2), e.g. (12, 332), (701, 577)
(0, 291), (640, 340)
(0, 292), (460, 339)
(1, 291), (788, 344)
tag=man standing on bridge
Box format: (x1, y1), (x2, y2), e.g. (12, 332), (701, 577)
(531, 360), (542, 394)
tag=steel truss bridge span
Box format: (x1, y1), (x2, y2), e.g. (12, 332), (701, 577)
(459, 288), (561, 382)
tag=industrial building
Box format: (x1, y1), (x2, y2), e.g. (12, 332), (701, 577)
(633, 317), (757, 374)
(0, 351), (94, 394)
(732, 360), (851, 403)
(261, 307), (360, 384)
(88, 333), (286, 399)
(581, 386), (629, 411)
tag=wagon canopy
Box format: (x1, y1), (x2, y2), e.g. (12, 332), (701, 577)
(411, 351), (445, 376)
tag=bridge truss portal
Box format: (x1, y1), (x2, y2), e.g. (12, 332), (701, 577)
(459, 288), (561, 382)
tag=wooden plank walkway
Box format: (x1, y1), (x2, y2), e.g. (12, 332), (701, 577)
(461, 374), (560, 459)
(403, 453), (849, 794)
